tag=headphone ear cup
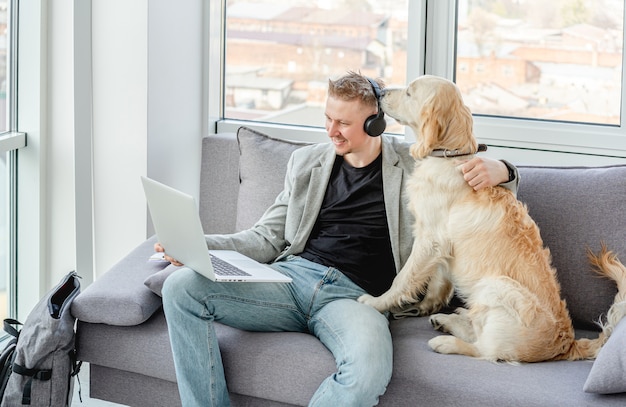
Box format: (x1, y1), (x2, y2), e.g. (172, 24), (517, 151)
(364, 112), (386, 137)
(364, 77), (387, 137)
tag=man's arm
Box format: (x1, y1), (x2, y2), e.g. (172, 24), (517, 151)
(460, 157), (519, 195)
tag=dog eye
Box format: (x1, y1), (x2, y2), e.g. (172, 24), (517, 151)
(406, 90), (411, 97)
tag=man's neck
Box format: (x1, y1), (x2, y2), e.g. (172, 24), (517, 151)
(343, 138), (383, 168)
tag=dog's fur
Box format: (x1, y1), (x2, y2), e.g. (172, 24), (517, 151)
(358, 75), (626, 362)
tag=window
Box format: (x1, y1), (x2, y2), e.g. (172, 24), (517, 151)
(216, 0), (626, 159)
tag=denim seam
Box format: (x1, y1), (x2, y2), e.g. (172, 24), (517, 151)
(201, 293), (301, 313)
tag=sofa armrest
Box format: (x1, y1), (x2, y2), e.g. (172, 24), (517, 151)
(71, 236), (170, 326)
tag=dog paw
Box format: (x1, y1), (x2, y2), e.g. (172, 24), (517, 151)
(416, 298), (444, 316)
(429, 314), (448, 332)
(428, 336), (457, 354)
(357, 294), (386, 312)
(429, 335), (479, 358)
(357, 294), (375, 305)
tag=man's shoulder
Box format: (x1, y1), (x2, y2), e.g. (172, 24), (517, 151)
(382, 135), (413, 164)
(291, 142), (333, 159)
(383, 134), (411, 151)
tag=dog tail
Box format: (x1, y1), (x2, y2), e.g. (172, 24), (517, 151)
(555, 243), (626, 361)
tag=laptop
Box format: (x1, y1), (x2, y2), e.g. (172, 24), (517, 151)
(141, 176), (292, 283)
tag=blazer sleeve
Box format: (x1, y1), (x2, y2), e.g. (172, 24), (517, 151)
(500, 160), (520, 197)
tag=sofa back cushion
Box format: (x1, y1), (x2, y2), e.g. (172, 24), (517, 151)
(235, 126), (311, 231)
(516, 165), (626, 330)
(199, 133), (242, 234)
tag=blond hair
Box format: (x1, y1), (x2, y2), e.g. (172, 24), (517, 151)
(328, 71), (384, 111)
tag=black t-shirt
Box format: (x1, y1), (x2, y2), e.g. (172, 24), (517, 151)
(301, 154), (396, 296)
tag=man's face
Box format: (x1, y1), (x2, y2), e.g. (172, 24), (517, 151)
(324, 95), (376, 158)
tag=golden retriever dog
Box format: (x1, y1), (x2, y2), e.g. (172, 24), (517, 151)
(358, 75), (626, 362)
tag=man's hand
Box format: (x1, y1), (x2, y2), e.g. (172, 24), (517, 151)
(460, 157), (509, 191)
(154, 242), (184, 266)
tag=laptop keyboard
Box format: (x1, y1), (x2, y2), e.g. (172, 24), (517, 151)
(210, 254), (252, 277)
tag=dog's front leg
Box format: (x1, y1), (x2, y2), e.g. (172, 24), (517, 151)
(415, 269), (454, 315)
(358, 244), (439, 313)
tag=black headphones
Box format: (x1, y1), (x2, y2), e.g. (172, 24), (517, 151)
(364, 77), (387, 137)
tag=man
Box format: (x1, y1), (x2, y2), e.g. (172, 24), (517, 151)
(158, 72), (518, 406)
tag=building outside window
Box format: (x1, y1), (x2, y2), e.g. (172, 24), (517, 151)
(456, 0), (623, 125)
(224, 0), (409, 134)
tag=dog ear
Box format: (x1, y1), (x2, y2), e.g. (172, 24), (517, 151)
(414, 85), (476, 159)
(409, 141), (423, 160)
(414, 94), (446, 159)
(448, 100), (478, 153)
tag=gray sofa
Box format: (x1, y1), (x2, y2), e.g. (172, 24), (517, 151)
(72, 126), (626, 406)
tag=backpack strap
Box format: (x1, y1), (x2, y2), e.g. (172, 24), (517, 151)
(11, 364), (52, 405)
(70, 348), (83, 402)
(3, 319), (21, 339)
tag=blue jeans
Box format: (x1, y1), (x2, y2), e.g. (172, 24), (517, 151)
(161, 255), (393, 407)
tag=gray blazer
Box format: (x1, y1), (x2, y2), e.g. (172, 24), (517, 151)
(206, 135), (518, 275)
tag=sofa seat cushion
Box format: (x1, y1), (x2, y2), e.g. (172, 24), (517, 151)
(383, 317), (626, 406)
(77, 309), (335, 406)
(77, 310), (626, 406)
(77, 310), (178, 382)
(516, 165), (626, 331)
(71, 237), (167, 326)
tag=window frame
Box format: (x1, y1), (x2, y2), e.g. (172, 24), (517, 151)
(0, 0), (25, 321)
(213, 0), (626, 159)
(16, 0), (45, 320)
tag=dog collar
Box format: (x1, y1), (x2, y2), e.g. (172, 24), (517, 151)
(430, 144), (488, 158)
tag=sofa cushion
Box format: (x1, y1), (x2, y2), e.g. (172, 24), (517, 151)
(72, 237), (167, 326)
(77, 308), (626, 407)
(382, 317), (625, 406)
(77, 309), (336, 406)
(199, 133), (242, 234)
(235, 126), (310, 231)
(516, 165), (626, 331)
(584, 316), (626, 394)
(144, 265), (179, 296)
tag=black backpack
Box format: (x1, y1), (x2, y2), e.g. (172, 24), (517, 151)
(0, 271), (81, 406)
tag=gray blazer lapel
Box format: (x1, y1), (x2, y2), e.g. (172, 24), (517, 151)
(291, 147), (336, 250)
(381, 137), (406, 272)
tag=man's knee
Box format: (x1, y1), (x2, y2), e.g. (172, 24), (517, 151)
(161, 267), (197, 304)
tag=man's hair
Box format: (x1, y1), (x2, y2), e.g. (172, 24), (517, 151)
(328, 71), (384, 111)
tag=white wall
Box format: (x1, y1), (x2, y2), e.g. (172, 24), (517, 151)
(89, 0), (206, 285)
(147, 0), (204, 201)
(91, 0), (149, 280)
(48, 0), (76, 288)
